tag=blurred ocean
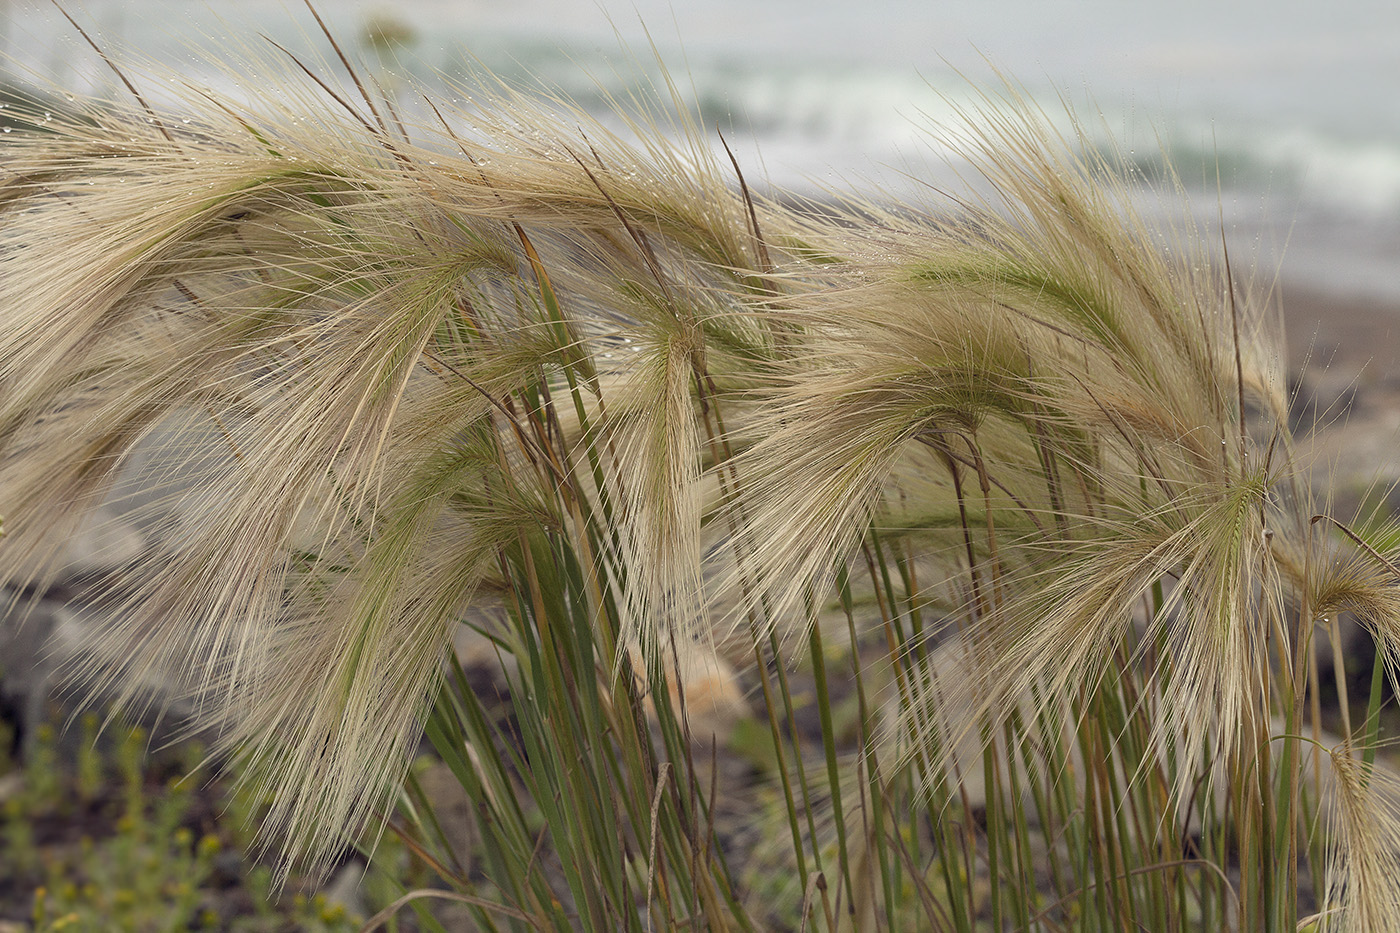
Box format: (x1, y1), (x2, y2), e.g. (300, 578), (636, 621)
(4, 0), (1399, 298)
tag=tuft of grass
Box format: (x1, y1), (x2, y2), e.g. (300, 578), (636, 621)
(2, 6), (1400, 930)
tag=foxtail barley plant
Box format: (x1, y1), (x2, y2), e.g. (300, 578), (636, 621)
(3, 7), (1400, 930)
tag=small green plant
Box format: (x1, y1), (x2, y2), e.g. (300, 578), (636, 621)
(2, 4), (1399, 930)
(0, 708), (376, 931)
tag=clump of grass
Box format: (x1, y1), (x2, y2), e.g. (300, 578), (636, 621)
(2, 6), (1400, 930)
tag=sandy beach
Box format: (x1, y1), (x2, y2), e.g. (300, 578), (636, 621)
(1273, 280), (1400, 508)
(1280, 284), (1400, 375)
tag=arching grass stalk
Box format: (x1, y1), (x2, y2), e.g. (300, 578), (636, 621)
(6, 8), (1400, 930)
